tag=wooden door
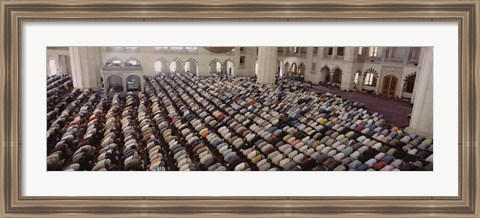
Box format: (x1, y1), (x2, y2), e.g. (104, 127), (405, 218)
(381, 75), (397, 97)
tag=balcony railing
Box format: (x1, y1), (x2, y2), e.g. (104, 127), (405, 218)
(153, 49), (198, 54)
(102, 65), (143, 71)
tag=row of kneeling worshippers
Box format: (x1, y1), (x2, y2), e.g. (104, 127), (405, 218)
(47, 75), (73, 114)
(46, 72), (433, 171)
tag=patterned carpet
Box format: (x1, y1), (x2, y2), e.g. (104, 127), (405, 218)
(309, 85), (413, 128)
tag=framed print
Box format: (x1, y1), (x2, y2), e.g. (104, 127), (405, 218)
(1, 0), (479, 217)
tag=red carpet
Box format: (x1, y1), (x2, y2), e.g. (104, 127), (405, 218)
(309, 85), (413, 128)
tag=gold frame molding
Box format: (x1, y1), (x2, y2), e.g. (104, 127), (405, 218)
(1, 0), (479, 217)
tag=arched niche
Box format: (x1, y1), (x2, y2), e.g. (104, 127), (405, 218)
(184, 58), (199, 75)
(332, 67), (342, 84)
(170, 59), (184, 73)
(154, 58), (170, 73)
(224, 59), (235, 77)
(107, 75), (124, 92)
(126, 75), (141, 92)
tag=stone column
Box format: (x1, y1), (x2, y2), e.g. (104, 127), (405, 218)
(410, 69), (421, 103)
(65, 55), (72, 75)
(304, 47), (314, 83)
(315, 47), (325, 84)
(395, 75), (405, 98)
(380, 47), (387, 62)
(331, 47), (338, 60)
(375, 77), (382, 94)
(69, 47), (102, 90)
(51, 54), (60, 75)
(406, 47), (433, 138)
(358, 72), (365, 90)
(403, 47), (411, 65)
(257, 47), (277, 84)
(58, 55), (69, 75)
(339, 48), (356, 91)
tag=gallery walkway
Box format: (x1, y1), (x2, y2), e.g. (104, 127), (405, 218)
(309, 85), (413, 128)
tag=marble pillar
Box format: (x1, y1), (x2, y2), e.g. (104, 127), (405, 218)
(257, 47), (277, 84)
(339, 48), (356, 91)
(304, 47), (314, 83)
(410, 68), (421, 104)
(406, 47), (433, 138)
(358, 73), (365, 91)
(332, 47), (338, 60)
(69, 47), (102, 90)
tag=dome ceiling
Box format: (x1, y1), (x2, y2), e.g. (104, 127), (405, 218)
(203, 47), (235, 53)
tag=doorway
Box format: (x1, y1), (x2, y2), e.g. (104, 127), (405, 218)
(381, 75), (398, 97)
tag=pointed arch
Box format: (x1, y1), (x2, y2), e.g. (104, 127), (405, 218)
(209, 58), (223, 74)
(298, 63), (306, 79)
(107, 75), (124, 92)
(363, 68), (378, 86)
(404, 71), (417, 79)
(185, 58), (199, 65)
(170, 57), (184, 73)
(155, 57), (170, 65)
(224, 59), (235, 77)
(320, 65), (331, 83)
(184, 58), (199, 75)
(171, 57), (184, 66)
(209, 58), (222, 65)
(403, 72), (417, 93)
(154, 57), (170, 73)
(363, 67), (378, 76)
(331, 66), (343, 84)
(331, 66), (343, 74)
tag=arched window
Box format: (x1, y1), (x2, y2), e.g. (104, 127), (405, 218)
(225, 60), (234, 76)
(354, 71), (360, 85)
(368, 47), (378, 57)
(327, 47), (333, 55)
(337, 47), (345, 56)
(403, 74), (416, 93)
(363, 72), (377, 86)
(332, 68), (342, 83)
(358, 47), (363, 55)
(184, 59), (198, 75)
